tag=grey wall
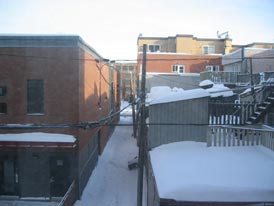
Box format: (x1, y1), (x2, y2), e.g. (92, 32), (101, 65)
(148, 97), (208, 148)
(78, 131), (99, 196)
(146, 74), (200, 92)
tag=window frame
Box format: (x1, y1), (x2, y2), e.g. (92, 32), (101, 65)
(203, 45), (215, 54)
(27, 79), (44, 115)
(0, 102), (7, 114)
(148, 44), (160, 53)
(172, 64), (185, 74)
(0, 86), (7, 96)
(205, 65), (220, 72)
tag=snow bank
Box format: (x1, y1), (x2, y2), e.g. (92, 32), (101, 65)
(199, 79), (214, 87)
(206, 83), (234, 97)
(150, 141), (274, 202)
(0, 132), (76, 142)
(146, 86), (172, 104)
(150, 89), (209, 105)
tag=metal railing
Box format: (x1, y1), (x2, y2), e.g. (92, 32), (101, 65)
(58, 180), (78, 206)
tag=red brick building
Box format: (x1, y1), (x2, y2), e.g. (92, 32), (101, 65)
(138, 53), (223, 74)
(136, 35), (224, 92)
(0, 35), (120, 200)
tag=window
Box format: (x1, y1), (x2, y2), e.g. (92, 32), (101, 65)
(0, 103), (7, 114)
(27, 80), (44, 114)
(203, 45), (215, 54)
(148, 44), (160, 52)
(172, 65), (185, 73)
(205, 65), (219, 72)
(0, 86), (7, 96)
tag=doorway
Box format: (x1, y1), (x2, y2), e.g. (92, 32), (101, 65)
(49, 156), (70, 197)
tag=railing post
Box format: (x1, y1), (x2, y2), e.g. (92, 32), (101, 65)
(207, 126), (212, 147)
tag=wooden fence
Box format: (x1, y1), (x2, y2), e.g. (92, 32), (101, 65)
(207, 125), (274, 151)
(208, 102), (256, 125)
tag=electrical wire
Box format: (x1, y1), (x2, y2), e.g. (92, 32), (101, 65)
(0, 53), (274, 62)
(0, 102), (132, 130)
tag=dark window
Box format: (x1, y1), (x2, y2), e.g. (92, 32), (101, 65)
(0, 86), (7, 96)
(172, 65), (185, 73)
(27, 80), (44, 114)
(0, 103), (7, 114)
(148, 44), (160, 52)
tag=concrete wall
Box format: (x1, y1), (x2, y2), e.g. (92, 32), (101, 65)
(146, 73), (200, 92)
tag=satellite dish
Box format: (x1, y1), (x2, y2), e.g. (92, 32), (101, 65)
(217, 31), (230, 39)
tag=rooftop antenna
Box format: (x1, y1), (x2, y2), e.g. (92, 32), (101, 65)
(217, 31), (230, 39)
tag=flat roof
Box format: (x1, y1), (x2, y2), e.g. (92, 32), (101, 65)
(150, 89), (209, 105)
(150, 141), (274, 202)
(0, 34), (103, 59)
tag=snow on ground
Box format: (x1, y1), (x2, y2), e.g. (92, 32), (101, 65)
(150, 141), (274, 202)
(120, 101), (133, 116)
(0, 200), (59, 206)
(74, 116), (138, 206)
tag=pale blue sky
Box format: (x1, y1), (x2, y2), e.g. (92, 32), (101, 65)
(0, 0), (273, 60)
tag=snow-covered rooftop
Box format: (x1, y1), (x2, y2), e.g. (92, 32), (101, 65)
(206, 83), (234, 97)
(199, 79), (214, 87)
(150, 88), (209, 105)
(150, 141), (274, 202)
(0, 132), (76, 143)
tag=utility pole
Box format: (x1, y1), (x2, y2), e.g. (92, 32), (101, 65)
(137, 44), (147, 206)
(131, 71), (137, 138)
(249, 57), (256, 107)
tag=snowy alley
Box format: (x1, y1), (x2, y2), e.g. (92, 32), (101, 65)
(74, 116), (138, 206)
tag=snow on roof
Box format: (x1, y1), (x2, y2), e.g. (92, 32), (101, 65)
(199, 79), (214, 87)
(150, 88), (209, 105)
(206, 84), (234, 97)
(146, 86), (173, 104)
(0, 132), (76, 143)
(150, 141), (274, 202)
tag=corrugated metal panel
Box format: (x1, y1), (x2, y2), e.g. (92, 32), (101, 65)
(148, 97), (208, 148)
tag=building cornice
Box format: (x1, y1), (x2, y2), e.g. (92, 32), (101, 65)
(0, 34), (104, 59)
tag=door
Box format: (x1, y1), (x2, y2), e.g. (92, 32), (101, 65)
(50, 156), (70, 197)
(0, 158), (18, 195)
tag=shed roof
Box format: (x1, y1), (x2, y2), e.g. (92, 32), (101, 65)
(0, 34), (104, 60)
(150, 141), (274, 202)
(150, 88), (209, 105)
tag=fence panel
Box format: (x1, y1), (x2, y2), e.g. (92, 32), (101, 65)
(207, 125), (274, 151)
(209, 102), (256, 125)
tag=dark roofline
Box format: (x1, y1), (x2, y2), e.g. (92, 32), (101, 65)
(0, 34), (104, 59)
(233, 42), (274, 47)
(138, 34), (232, 42)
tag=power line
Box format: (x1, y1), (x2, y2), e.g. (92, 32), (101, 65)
(0, 103), (132, 130)
(0, 53), (274, 62)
